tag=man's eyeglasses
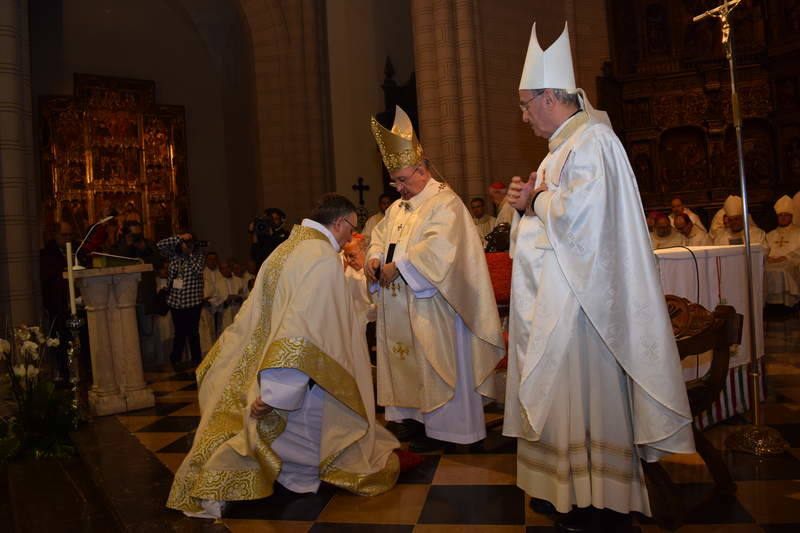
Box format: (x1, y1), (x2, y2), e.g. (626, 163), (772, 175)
(389, 166), (422, 189)
(518, 89), (546, 112)
(341, 217), (357, 234)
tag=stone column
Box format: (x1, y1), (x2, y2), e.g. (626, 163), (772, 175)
(411, 0), (488, 199)
(112, 273), (154, 411)
(78, 276), (126, 416)
(0, 0), (39, 326)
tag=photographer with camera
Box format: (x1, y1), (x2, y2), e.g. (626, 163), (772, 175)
(157, 232), (207, 370)
(249, 207), (289, 268)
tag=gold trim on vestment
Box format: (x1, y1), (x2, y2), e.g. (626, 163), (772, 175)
(548, 111), (589, 153)
(526, 438), (634, 459)
(518, 452), (640, 484)
(320, 452), (400, 496)
(259, 336), (367, 420)
(167, 225), (328, 513)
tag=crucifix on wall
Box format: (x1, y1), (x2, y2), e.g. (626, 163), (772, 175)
(352, 176), (370, 228)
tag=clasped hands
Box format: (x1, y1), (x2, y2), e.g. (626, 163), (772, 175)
(507, 172), (547, 216)
(365, 258), (400, 288)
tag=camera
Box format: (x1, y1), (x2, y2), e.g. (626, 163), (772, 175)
(253, 214), (271, 239)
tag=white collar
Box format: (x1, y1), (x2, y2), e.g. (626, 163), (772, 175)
(301, 218), (341, 252)
(402, 178), (442, 212)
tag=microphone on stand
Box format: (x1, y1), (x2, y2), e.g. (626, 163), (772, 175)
(72, 215), (115, 270)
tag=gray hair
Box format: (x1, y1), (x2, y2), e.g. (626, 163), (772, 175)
(550, 89), (581, 108)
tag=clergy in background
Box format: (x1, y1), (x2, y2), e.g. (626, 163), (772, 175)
(674, 213), (712, 246)
(168, 194), (399, 519)
(199, 251), (223, 354)
(367, 106), (504, 452)
(651, 212), (685, 249)
(343, 234), (376, 327)
(470, 197), (496, 246)
(489, 180), (516, 228)
(668, 197), (706, 232)
(765, 195), (800, 307)
(713, 195), (769, 254)
(503, 22), (694, 531)
(361, 193), (393, 243)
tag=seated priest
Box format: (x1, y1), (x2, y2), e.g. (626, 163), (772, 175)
(651, 212), (685, 249)
(167, 194), (400, 519)
(668, 197), (706, 232)
(674, 213), (712, 246)
(713, 195), (769, 255)
(765, 195), (800, 307)
(470, 197), (496, 247)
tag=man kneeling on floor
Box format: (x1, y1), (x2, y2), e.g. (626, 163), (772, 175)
(167, 194), (400, 518)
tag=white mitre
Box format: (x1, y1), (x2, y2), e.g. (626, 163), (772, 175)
(723, 195), (743, 216)
(519, 21), (610, 127)
(775, 195), (794, 215)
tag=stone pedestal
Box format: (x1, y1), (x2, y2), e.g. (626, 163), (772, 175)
(66, 264), (155, 416)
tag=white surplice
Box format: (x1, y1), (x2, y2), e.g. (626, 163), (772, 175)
(683, 225), (712, 246)
(362, 212), (385, 243)
(669, 209), (706, 232)
(651, 231), (685, 250)
(765, 225), (800, 306)
(504, 111), (694, 516)
(199, 267), (223, 353)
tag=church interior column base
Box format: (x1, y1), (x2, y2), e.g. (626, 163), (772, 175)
(123, 388), (156, 412)
(89, 391), (128, 417)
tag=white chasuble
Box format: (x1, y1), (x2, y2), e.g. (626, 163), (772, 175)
(651, 231), (685, 250)
(765, 225), (800, 306)
(368, 179), (504, 444)
(168, 224), (399, 517)
(505, 112), (694, 516)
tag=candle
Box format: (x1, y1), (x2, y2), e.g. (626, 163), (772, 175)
(66, 242), (77, 316)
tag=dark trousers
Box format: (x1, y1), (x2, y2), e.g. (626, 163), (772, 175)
(170, 304), (202, 365)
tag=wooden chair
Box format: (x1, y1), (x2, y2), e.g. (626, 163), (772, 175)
(643, 295), (742, 530)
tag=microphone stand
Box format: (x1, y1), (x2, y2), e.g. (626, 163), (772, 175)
(693, 0), (788, 456)
(72, 216), (114, 270)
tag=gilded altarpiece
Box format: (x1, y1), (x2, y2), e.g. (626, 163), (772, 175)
(39, 74), (190, 241)
(602, 0), (800, 227)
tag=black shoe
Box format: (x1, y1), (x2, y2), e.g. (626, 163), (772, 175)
(529, 497), (557, 515)
(386, 420), (424, 442)
(593, 508), (633, 533)
(409, 436), (447, 453)
(555, 507), (592, 533)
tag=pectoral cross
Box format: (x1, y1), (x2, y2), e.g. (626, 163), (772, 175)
(392, 341), (409, 360)
(390, 282), (400, 297)
(776, 235), (789, 248)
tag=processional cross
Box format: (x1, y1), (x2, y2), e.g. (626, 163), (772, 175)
(693, 0), (788, 455)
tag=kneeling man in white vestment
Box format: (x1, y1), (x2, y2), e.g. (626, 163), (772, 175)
(765, 195), (800, 307)
(366, 106), (505, 452)
(167, 194), (400, 519)
(504, 22), (695, 532)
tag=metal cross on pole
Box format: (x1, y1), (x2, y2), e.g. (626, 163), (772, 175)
(693, 0), (788, 456)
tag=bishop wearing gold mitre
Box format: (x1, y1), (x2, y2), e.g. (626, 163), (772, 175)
(365, 106), (505, 452)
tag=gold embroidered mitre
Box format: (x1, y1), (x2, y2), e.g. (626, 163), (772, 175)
(370, 105), (424, 172)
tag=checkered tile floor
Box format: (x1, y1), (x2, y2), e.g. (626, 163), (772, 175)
(118, 312), (800, 533)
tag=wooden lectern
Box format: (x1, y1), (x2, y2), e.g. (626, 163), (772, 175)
(64, 264), (156, 416)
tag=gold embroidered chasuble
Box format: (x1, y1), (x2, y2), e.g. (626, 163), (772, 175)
(368, 179), (504, 411)
(167, 226), (399, 514)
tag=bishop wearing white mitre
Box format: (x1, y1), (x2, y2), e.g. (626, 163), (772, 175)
(766, 195), (800, 306)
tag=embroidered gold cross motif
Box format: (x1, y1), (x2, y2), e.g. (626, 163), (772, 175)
(776, 235), (789, 248)
(400, 201), (411, 211)
(390, 282), (400, 297)
(392, 341), (409, 360)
